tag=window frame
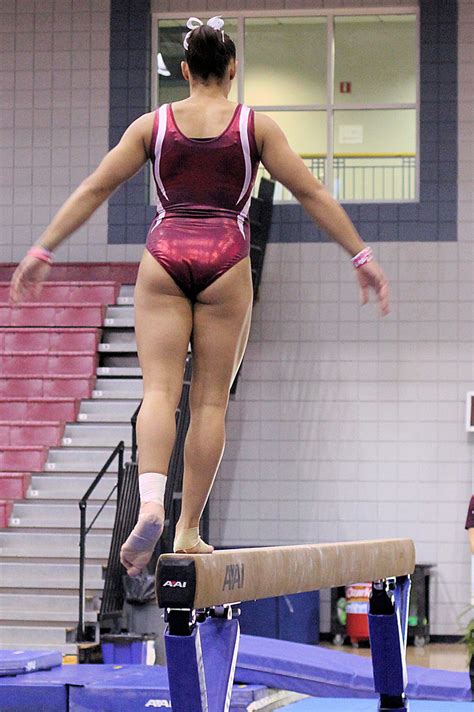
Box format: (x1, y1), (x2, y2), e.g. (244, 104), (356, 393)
(151, 6), (420, 204)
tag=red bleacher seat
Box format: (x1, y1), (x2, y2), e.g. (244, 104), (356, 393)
(0, 375), (95, 399)
(0, 328), (100, 352)
(0, 421), (64, 447)
(0, 304), (106, 327)
(0, 352), (97, 376)
(0, 473), (30, 499)
(0, 446), (48, 472)
(0, 500), (13, 528)
(0, 281), (120, 304)
(0, 397), (79, 422)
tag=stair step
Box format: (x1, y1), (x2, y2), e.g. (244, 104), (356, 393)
(0, 592), (98, 615)
(105, 305), (133, 318)
(99, 342), (137, 353)
(93, 379), (143, 399)
(3, 609), (98, 623)
(27, 474), (117, 501)
(0, 625), (78, 649)
(119, 285), (134, 298)
(97, 366), (142, 377)
(9, 501), (115, 529)
(0, 531), (112, 558)
(0, 562), (104, 589)
(0, 639), (77, 653)
(104, 305), (134, 328)
(101, 330), (135, 344)
(77, 399), (141, 422)
(103, 318), (134, 328)
(61, 423), (131, 447)
(44, 447), (131, 472)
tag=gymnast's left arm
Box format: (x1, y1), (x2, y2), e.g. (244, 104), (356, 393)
(9, 114), (151, 304)
(255, 113), (390, 317)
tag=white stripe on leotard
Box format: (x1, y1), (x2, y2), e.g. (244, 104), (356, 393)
(237, 194), (252, 240)
(150, 203), (166, 230)
(236, 105), (251, 205)
(153, 104), (169, 202)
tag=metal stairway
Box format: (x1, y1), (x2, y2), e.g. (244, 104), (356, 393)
(0, 288), (141, 652)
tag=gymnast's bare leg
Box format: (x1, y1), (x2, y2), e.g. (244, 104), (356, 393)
(120, 250), (192, 576)
(174, 255), (253, 553)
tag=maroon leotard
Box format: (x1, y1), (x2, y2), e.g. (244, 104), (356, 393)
(146, 103), (260, 301)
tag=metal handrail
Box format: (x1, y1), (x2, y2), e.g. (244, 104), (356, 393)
(77, 440), (125, 642)
(299, 152), (416, 159)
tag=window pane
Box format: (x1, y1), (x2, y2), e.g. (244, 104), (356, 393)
(244, 17), (327, 106)
(333, 109), (416, 200)
(255, 111), (326, 201)
(334, 15), (417, 105)
(157, 19), (238, 105)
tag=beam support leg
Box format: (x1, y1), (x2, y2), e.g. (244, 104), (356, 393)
(369, 576), (411, 711)
(164, 607), (240, 712)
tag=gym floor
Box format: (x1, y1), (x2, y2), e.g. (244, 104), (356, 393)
(320, 642), (468, 672)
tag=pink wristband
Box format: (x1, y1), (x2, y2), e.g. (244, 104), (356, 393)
(27, 246), (54, 266)
(352, 246), (373, 269)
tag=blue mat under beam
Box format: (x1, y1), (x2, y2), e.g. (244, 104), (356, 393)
(0, 636), (470, 709)
(235, 635), (471, 702)
(282, 700), (474, 711)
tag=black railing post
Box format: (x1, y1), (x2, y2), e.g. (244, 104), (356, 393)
(118, 441), (124, 498)
(78, 500), (87, 642)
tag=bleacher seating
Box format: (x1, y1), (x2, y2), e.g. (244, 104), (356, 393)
(0, 281), (120, 518)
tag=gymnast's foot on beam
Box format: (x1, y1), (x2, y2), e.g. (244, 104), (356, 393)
(173, 525), (214, 554)
(120, 502), (165, 577)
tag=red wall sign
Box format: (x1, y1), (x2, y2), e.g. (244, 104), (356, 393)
(340, 81), (352, 94)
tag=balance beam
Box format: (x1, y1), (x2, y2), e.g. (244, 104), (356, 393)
(156, 538), (415, 610)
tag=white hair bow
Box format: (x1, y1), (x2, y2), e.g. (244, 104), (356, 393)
(183, 16), (225, 51)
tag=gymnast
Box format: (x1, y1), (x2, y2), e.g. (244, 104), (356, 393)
(9, 17), (390, 577)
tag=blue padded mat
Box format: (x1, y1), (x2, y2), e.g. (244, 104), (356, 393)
(283, 700), (474, 711)
(235, 635), (471, 702)
(0, 661), (270, 712)
(0, 649), (62, 676)
(0, 638), (470, 709)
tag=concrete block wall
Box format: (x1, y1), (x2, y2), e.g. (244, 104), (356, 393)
(0, 0), (116, 262)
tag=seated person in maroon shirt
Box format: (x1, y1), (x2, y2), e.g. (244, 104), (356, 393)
(466, 495), (474, 553)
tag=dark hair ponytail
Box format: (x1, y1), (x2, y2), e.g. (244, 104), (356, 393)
(185, 24), (236, 82)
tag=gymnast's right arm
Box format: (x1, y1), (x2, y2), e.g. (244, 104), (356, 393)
(33, 114), (152, 254)
(255, 113), (389, 315)
(9, 114), (151, 304)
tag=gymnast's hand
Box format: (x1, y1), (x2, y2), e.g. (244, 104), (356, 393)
(9, 255), (51, 305)
(356, 259), (390, 317)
